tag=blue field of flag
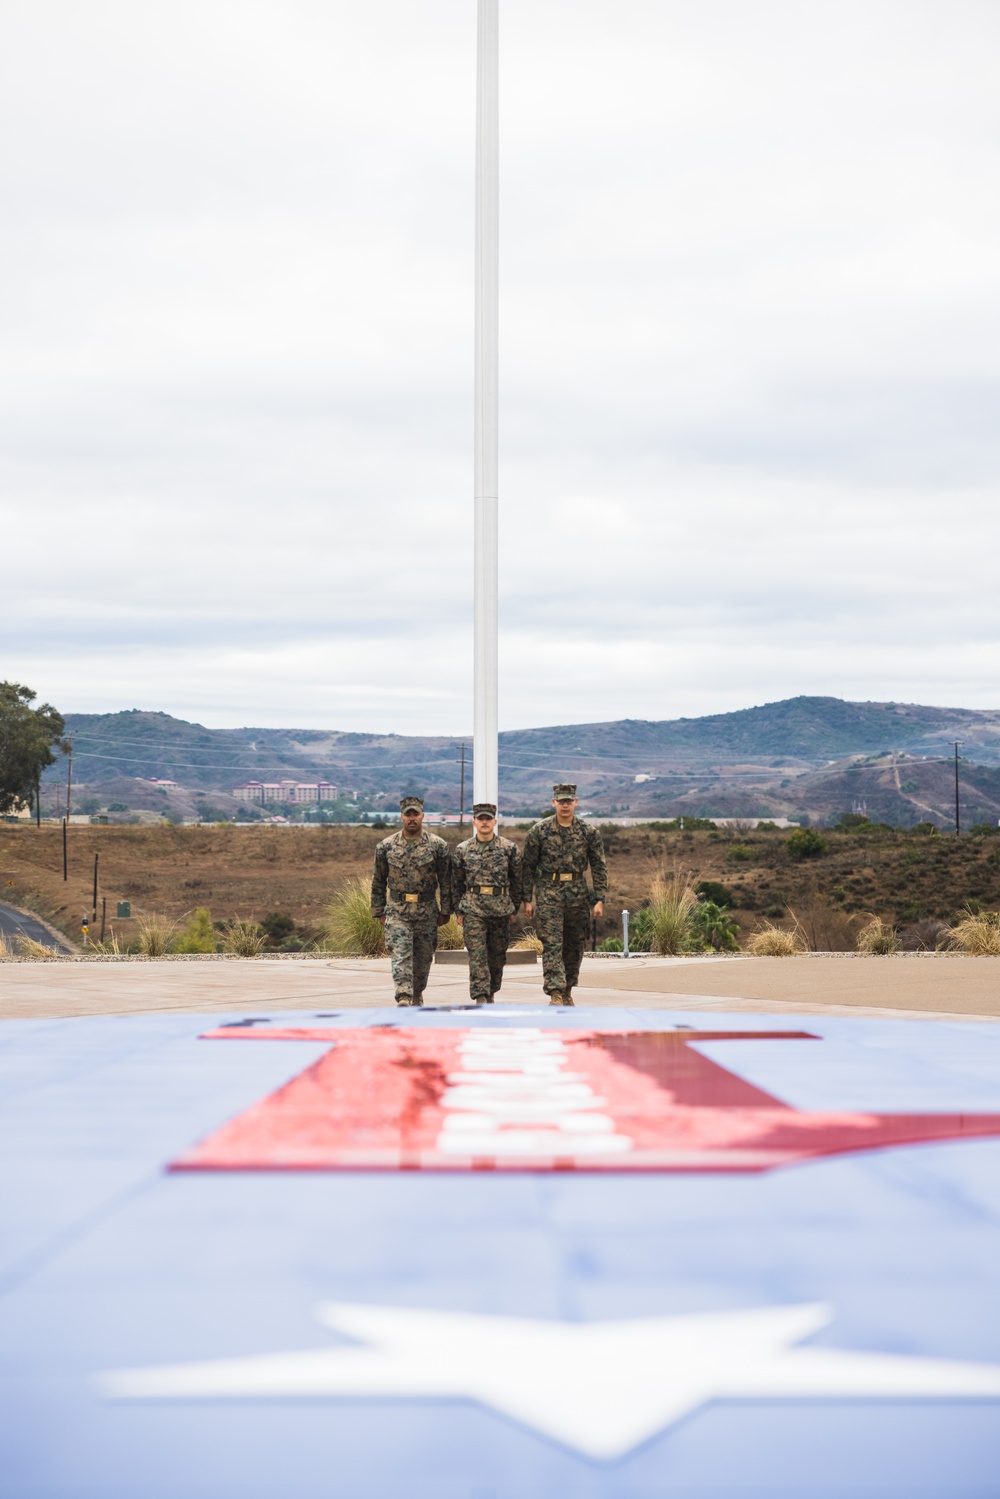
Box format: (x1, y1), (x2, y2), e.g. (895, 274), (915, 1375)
(2, 1005), (999, 1498)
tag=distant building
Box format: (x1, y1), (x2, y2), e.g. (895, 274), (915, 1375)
(232, 780), (338, 805)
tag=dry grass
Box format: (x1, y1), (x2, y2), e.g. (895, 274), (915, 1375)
(945, 910), (1000, 955)
(91, 930), (126, 955)
(324, 878), (386, 956)
(747, 922), (804, 957)
(511, 928), (544, 953)
(0, 934), (13, 960)
(646, 872), (697, 955)
(14, 935), (58, 959)
(436, 916), (465, 950)
(136, 914), (175, 957)
(220, 918), (266, 957)
(856, 916), (899, 955)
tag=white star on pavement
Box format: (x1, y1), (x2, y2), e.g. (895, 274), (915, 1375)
(98, 1301), (1000, 1461)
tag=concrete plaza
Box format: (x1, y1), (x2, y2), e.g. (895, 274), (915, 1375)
(1, 951), (998, 1023)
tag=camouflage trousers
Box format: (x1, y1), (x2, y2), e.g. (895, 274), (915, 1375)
(462, 914), (510, 1002)
(384, 910), (438, 1001)
(535, 900), (592, 995)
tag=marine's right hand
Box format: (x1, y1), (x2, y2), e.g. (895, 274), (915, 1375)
(375, 914), (385, 924)
(523, 902), (533, 919)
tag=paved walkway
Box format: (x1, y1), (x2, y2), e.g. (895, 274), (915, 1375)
(1, 953), (998, 1022)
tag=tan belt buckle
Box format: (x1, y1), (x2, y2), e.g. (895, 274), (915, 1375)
(404, 893), (419, 903)
(559, 873), (573, 881)
(480, 886), (493, 895)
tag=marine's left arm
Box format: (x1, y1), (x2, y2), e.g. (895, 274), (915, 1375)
(507, 841), (523, 910)
(586, 826), (608, 905)
(435, 839), (454, 919)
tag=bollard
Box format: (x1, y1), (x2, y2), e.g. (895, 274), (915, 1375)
(622, 909), (630, 959)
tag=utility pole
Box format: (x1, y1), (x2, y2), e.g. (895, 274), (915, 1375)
(953, 741), (962, 835)
(65, 738), (73, 821)
(459, 743), (467, 828)
(92, 852), (99, 926)
(62, 818), (67, 881)
(473, 0), (499, 807)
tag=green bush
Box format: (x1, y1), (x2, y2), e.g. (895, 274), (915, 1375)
(598, 936), (623, 952)
(786, 829), (828, 859)
(695, 880), (735, 908)
(261, 911), (296, 946)
(690, 901), (740, 952)
(175, 907), (217, 954)
(727, 844), (755, 863)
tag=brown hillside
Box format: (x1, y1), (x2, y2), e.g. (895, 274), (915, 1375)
(2, 822), (1000, 952)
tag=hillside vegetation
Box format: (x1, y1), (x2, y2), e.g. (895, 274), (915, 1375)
(3, 820), (998, 953)
(44, 696), (1000, 830)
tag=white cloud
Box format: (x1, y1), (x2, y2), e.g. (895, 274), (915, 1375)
(2, 0), (998, 730)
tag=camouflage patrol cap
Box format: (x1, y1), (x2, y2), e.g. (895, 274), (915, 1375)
(472, 802), (497, 817)
(553, 784), (577, 800)
(399, 795), (424, 813)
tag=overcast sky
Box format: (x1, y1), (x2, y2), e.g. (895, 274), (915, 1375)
(3, 0), (998, 733)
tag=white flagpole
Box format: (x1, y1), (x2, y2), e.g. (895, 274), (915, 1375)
(473, 0), (499, 807)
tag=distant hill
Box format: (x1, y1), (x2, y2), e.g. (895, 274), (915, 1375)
(43, 696), (1000, 828)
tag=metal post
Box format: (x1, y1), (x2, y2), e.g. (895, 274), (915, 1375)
(622, 909), (630, 959)
(459, 743), (466, 828)
(100, 897), (106, 944)
(65, 741), (73, 821)
(92, 853), (99, 925)
(62, 818), (67, 881)
(473, 0), (499, 807)
(953, 741), (961, 835)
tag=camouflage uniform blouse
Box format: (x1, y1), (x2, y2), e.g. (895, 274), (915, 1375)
(520, 816), (608, 907)
(452, 835), (522, 918)
(370, 830), (452, 920)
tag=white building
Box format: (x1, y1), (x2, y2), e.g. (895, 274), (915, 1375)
(232, 780), (338, 805)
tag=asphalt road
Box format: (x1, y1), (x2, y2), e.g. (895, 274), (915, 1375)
(0, 900), (69, 951)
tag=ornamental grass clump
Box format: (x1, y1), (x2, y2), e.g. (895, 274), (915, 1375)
(324, 878), (386, 956)
(945, 910), (1000, 956)
(511, 928), (544, 953)
(747, 922), (803, 957)
(221, 918), (267, 957)
(645, 873), (697, 955)
(436, 916), (465, 950)
(856, 916), (899, 955)
(15, 936), (57, 960)
(136, 915), (175, 957)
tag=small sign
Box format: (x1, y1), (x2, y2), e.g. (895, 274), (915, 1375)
(116, 901), (132, 919)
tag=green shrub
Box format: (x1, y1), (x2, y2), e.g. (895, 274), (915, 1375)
(727, 844), (754, 863)
(175, 907), (217, 954)
(786, 829), (828, 859)
(598, 936), (624, 952)
(261, 911), (296, 946)
(690, 900), (740, 951)
(695, 880), (735, 908)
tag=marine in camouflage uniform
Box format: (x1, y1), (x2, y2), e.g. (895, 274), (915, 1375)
(452, 802), (522, 1003)
(370, 796), (452, 1005)
(521, 783), (608, 1006)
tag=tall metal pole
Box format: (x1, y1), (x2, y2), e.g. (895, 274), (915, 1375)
(473, 0), (499, 807)
(953, 741), (961, 835)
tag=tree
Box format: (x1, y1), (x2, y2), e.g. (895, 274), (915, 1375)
(0, 681), (67, 815)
